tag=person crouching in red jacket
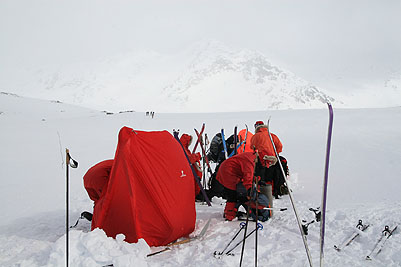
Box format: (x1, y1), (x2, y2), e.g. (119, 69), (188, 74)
(216, 152), (273, 221)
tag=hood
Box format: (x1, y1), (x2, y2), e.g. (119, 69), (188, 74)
(180, 134), (193, 148)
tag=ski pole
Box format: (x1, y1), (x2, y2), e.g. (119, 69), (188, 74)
(239, 151), (259, 267)
(214, 222), (246, 258)
(226, 223), (263, 256)
(65, 149), (78, 267)
(255, 187), (259, 267)
(267, 118), (313, 267)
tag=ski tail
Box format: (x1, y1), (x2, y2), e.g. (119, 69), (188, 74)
(194, 128), (213, 176)
(243, 124), (248, 153)
(233, 125), (238, 156)
(221, 128), (228, 159)
(192, 123), (205, 153)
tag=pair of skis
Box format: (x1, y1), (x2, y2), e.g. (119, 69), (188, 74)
(334, 221), (397, 260)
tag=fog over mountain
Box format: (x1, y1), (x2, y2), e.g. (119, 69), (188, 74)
(1, 40), (400, 113)
(1, 0), (400, 113)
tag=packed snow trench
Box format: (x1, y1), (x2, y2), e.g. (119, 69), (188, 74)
(1, 93), (400, 267)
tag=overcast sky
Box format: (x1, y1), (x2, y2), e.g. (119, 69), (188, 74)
(1, 0), (400, 93)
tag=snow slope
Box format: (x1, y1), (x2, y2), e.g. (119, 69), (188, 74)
(1, 93), (401, 266)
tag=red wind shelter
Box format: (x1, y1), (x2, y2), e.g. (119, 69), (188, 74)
(91, 127), (196, 246)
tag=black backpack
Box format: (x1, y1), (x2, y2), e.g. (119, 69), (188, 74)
(273, 156), (289, 197)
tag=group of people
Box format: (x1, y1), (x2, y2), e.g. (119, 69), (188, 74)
(145, 111), (155, 118)
(193, 121), (289, 222)
(83, 120), (289, 224)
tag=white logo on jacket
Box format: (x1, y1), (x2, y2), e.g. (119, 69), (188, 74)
(180, 170), (187, 178)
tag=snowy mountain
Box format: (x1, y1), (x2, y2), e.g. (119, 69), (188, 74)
(1, 93), (401, 266)
(162, 41), (337, 111)
(0, 41), (339, 113)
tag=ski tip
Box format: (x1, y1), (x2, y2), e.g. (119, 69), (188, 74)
(198, 218), (212, 238)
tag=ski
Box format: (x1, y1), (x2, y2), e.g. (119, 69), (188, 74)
(267, 119), (313, 267)
(366, 225), (397, 260)
(320, 102), (334, 267)
(194, 128), (213, 176)
(147, 218), (212, 257)
(334, 220), (369, 251)
(233, 125), (238, 156)
(192, 123), (205, 153)
(221, 128), (228, 159)
(173, 130), (211, 206)
(242, 124), (249, 153)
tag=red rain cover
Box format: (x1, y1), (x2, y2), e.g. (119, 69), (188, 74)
(92, 127), (196, 246)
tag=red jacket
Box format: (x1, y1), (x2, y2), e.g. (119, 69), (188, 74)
(250, 126), (282, 161)
(180, 134), (201, 164)
(83, 160), (113, 203)
(216, 152), (257, 191)
(236, 129), (254, 154)
(180, 134), (202, 195)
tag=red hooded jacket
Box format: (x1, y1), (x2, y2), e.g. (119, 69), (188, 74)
(180, 134), (201, 164)
(180, 134), (202, 195)
(83, 159), (113, 204)
(216, 152), (257, 191)
(250, 125), (282, 162)
(236, 129), (254, 154)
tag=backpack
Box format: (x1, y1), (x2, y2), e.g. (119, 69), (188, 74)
(207, 133), (223, 163)
(273, 156), (289, 197)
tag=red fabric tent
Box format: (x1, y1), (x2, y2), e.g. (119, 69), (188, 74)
(91, 127), (196, 246)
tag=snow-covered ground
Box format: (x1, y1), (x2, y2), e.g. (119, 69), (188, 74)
(1, 92), (400, 266)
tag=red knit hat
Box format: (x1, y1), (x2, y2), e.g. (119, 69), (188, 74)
(254, 121), (264, 128)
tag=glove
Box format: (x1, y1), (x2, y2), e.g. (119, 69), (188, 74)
(247, 187), (257, 201)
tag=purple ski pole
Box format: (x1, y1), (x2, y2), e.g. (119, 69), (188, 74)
(320, 102), (334, 267)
